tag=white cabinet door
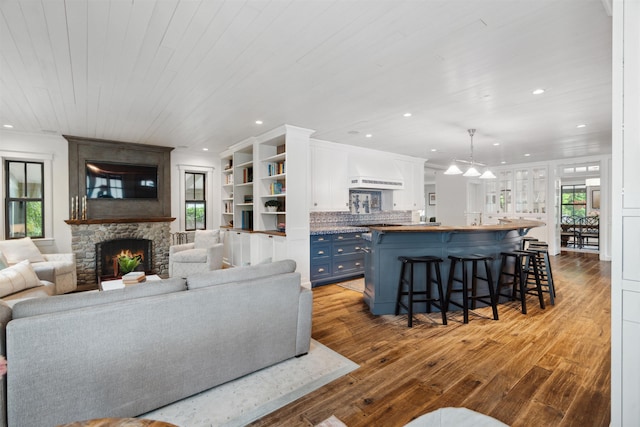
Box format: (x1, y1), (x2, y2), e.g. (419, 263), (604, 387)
(229, 231), (251, 267)
(310, 143), (349, 211)
(272, 235), (287, 261)
(393, 159), (423, 210)
(222, 229), (232, 266)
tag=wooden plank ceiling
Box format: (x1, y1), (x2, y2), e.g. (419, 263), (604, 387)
(0, 0), (612, 167)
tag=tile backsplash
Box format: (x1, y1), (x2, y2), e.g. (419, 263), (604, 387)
(310, 211), (413, 227)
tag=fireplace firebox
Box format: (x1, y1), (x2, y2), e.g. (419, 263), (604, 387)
(96, 238), (153, 281)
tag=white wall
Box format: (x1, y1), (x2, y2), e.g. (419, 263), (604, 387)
(0, 131), (71, 253)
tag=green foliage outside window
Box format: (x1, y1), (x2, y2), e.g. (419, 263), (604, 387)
(561, 185), (587, 218)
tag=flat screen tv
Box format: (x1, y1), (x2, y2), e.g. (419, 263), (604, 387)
(86, 161), (158, 199)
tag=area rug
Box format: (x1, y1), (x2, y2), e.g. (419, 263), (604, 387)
(335, 278), (365, 293)
(140, 340), (359, 427)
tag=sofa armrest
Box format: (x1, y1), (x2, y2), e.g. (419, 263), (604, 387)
(41, 253), (74, 263)
(296, 287), (313, 356)
(206, 243), (224, 270)
(34, 254), (77, 294)
(169, 243), (195, 255)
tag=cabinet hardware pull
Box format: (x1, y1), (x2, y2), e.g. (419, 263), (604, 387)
(337, 265), (343, 269)
(318, 237), (325, 241)
(318, 268), (325, 273)
(337, 236), (343, 240)
(318, 250), (324, 255)
(355, 246), (360, 250)
(337, 249), (343, 253)
(355, 262), (361, 266)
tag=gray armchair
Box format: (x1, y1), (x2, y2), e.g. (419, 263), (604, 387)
(169, 229), (224, 278)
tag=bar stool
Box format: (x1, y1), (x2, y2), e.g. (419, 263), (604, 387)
(395, 256), (447, 327)
(445, 255), (499, 324)
(521, 236), (539, 251)
(526, 243), (556, 305)
(496, 250), (544, 314)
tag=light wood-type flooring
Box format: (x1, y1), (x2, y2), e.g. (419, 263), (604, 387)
(251, 251), (610, 427)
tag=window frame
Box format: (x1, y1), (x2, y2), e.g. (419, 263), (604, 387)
(184, 171), (206, 231)
(177, 165), (215, 233)
(5, 160), (45, 238)
(1, 151), (53, 242)
(561, 184), (587, 218)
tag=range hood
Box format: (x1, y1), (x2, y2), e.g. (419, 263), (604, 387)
(348, 155), (404, 190)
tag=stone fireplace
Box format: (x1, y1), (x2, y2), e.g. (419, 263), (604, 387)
(66, 218), (173, 286)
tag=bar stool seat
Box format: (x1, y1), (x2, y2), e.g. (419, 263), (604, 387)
(395, 255), (447, 327)
(521, 236), (539, 251)
(445, 254), (499, 324)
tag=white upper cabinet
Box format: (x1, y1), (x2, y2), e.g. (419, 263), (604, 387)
(393, 158), (424, 211)
(310, 140), (349, 211)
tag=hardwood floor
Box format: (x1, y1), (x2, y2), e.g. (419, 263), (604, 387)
(250, 251), (610, 427)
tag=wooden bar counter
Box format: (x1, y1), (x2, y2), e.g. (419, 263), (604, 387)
(362, 219), (544, 315)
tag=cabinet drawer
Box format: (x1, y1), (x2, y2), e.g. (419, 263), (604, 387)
(311, 234), (332, 243)
(310, 261), (331, 280)
(333, 232), (362, 242)
(311, 242), (331, 259)
(333, 241), (364, 256)
(332, 255), (364, 274)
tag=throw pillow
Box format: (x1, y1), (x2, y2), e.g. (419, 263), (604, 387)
(0, 260), (42, 298)
(193, 229), (220, 249)
(0, 251), (9, 270)
(0, 237), (45, 265)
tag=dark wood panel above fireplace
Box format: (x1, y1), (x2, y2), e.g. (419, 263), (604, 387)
(66, 135), (174, 219)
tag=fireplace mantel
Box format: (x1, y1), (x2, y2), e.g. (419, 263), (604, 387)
(65, 217), (175, 225)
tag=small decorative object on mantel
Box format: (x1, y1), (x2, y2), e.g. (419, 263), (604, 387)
(265, 199), (281, 212)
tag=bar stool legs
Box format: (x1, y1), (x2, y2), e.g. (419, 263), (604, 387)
(527, 242), (556, 305)
(445, 255), (499, 324)
(395, 256), (447, 327)
(497, 250), (546, 314)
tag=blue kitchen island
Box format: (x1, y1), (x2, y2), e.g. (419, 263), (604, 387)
(362, 219), (545, 315)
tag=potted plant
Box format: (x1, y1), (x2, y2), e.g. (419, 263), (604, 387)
(264, 199), (281, 212)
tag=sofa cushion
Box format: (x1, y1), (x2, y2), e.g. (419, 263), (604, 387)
(187, 259), (296, 289)
(1, 282), (56, 307)
(0, 260), (43, 298)
(12, 277), (186, 319)
(193, 229), (220, 249)
(0, 237), (45, 264)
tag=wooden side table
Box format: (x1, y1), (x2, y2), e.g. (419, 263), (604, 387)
(58, 418), (179, 427)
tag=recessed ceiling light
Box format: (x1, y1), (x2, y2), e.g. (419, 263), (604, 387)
(501, 161), (507, 164)
(255, 120), (263, 125)
(430, 148), (437, 152)
(202, 148), (209, 151)
(3, 124), (13, 128)
(403, 113), (412, 117)
(365, 134), (373, 138)
(576, 124), (587, 128)
(493, 142), (500, 146)
(524, 153), (531, 157)
(532, 89), (545, 95)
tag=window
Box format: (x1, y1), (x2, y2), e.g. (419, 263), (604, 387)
(5, 160), (44, 239)
(561, 185), (587, 218)
(185, 172), (206, 230)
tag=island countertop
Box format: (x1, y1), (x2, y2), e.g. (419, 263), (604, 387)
(367, 219), (545, 233)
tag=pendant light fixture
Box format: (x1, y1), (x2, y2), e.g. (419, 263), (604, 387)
(444, 129), (496, 179)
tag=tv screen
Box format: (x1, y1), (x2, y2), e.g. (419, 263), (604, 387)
(86, 161), (158, 199)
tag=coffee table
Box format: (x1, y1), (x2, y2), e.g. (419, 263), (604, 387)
(99, 274), (162, 291)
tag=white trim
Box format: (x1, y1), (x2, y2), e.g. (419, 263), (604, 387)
(0, 150), (54, 241)
(176, 164), (216, 231)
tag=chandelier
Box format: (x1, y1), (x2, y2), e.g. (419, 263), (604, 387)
(444, 129), (496, 179)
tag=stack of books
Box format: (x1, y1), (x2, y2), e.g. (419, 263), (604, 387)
(122, 271), (146, 285)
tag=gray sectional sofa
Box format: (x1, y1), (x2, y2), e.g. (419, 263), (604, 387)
(0, 259), (312, 427)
